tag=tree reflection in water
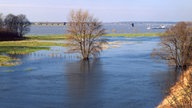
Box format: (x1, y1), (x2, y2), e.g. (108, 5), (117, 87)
(65, 59), (104, 107)
(151, 67), (180, 98)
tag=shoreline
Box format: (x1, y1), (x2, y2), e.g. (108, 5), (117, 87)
(0, 34), (159, 66)
(157, 67), (192, 107)
(26, 33), (161, 40)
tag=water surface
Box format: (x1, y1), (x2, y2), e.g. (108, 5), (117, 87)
(0, 37), (176, 108)
(29, 22), (175, 35)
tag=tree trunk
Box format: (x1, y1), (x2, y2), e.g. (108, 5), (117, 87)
(83, 56), (89, 61)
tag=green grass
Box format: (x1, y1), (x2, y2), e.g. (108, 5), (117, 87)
(0, 46), (49, 54)
(27, 34), (67, 40)
(0, 33), (161, 66)
(24, 68), (34, 72)
(0, 38), (67, 66)
(0, 40), (63, 47)
(0, 55), (12, 63)
(0, 40), (65, 54)
(0, 33), (161, 55)
(27, 33), (161, 40)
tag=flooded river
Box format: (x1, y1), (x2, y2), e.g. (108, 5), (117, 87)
(0, 37), (177, 108)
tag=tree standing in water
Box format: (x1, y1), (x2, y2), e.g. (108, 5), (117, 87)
(152, 22), (192, 70)
(66, 9), (107, 60)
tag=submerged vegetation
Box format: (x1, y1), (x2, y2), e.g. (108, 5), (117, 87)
(0, 40), (65, 66)
(0, 40), (64, 54)
(0, 40), (63, 47)
(0, 46), (49, 55)
(0, 55), (20, 66)
(27, 33), (160, 40)
(0, 32), (159, 66)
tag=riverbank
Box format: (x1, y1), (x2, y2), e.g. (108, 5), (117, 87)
(158, 67), (192, 108)
(0, 40), (65, 66)
(0, 33), (160, 66)
(26, 33), (161, 40)
(0, 36), (167, 108)
(0, 40), (65, 54)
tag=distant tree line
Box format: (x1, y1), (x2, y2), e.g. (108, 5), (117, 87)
(0, 13), (31, 41)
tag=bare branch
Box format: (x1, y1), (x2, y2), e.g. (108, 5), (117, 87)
(66, 9), (107, 60)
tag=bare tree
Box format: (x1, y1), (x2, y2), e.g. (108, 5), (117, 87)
(67, 9), (107, 60)
(152, 22), (192, 70)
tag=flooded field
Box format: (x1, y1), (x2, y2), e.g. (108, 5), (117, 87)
(0, 36), (177, 108)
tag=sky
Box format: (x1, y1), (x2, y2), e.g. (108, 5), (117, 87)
(0, 0), (192, 22)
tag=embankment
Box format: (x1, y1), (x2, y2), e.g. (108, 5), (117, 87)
(157, 67), (192, 108)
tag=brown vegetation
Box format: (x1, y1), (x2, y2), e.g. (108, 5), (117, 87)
(66, 9), (107, 60)
(152, 22), (192, 70)
(158, 67), (192, 108)
(156, 22), (192, 107)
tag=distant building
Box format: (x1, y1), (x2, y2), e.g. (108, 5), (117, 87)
(131, 23), (134, 27)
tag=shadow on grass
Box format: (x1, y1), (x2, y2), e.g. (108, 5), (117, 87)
(0, 31), (26, 41)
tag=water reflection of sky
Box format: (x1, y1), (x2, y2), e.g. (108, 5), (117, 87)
(0, 37), (177, 108)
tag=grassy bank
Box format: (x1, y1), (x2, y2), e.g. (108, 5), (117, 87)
(0, 40), (65, 66)
(27, 33), (161, 40)
(26, 34), (67, 40)
(0, 33), (160, 66)
(0, 40), (64, 54)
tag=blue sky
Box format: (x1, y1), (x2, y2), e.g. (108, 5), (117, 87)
(0, 0), (191, 22)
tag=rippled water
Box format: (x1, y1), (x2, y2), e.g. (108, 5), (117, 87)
(0, 36), (177, 108)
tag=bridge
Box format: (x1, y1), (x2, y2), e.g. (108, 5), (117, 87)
(31, 22), (67, 26)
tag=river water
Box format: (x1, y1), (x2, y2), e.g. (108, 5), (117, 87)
(29, 22), (175, 35)
(0, 36), (177, 108)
